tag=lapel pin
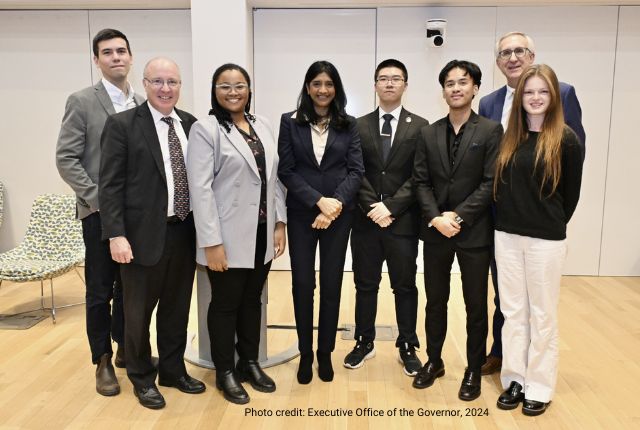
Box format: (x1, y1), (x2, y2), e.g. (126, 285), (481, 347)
(406, 116), (412, 123)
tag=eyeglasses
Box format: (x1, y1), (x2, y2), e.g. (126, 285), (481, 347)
(144, 78), (181, 88)
(497, 47), (531, 60)
(376, 76), (405, 86)
(215, 83), (249, 93)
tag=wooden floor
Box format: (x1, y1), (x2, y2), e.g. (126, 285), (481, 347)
(0, 270), (638, 429)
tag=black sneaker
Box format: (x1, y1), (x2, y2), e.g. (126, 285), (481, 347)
(343, 339), (375, 369)
(398, 344), (422, 376)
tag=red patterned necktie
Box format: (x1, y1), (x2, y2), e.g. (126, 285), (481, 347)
(161, 117), (189, 220)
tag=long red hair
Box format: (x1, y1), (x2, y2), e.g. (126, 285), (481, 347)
(494, 64), (565, 198)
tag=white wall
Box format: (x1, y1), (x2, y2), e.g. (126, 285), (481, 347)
(599, 6), (640, 276)
(0, 11), (89, 251)
(253, 8), (377, 270)
(190, 0), (252, 120)
(248, 5), (638, 275)
(0, 9), (192, 253)
(494, 6), (619, 275)
(1, 4), (638, 275)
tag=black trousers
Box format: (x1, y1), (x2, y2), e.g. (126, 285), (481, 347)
(121, 214), (196, 389)
(288, 210), (353, 355)
(207, 223), (271, 373)
(489, 254), (503, 358)
(81, 212), (124, 364)
(422, 240), (490, 371)
(351, 225), (419, 348)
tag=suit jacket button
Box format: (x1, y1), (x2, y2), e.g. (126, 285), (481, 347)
(382, 171), (386, 175)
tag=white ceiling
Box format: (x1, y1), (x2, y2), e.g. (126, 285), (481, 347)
(1, 0), (639, 9)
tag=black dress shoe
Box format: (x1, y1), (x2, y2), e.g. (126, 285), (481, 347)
(236, 360), (276, 393)
(458, 369), (481, 401)
(317, 351), (334, 382)
(297, 352), (314, 384)
(497, 381), (525, 410)
(159, 374), (206, 394)
(133, 385), (166, 409)
(96, 353), (120, 396)
(412, 360), (445, 389)
(216, 370), (249, 404)
(522, 399), (550, 416)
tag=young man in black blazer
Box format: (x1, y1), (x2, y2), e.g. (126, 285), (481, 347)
(345, 59), (428, 376)
(412, 60), (502, 401)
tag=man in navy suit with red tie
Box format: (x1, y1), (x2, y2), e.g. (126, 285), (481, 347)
(478, 31), (586, 376)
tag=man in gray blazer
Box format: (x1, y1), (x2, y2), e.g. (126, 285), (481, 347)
(56, 28), (143, 397)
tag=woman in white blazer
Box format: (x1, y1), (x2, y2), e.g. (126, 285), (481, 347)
(187, 63), (287, 405)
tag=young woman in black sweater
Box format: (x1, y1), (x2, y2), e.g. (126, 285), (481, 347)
(493, 64), (583, 416)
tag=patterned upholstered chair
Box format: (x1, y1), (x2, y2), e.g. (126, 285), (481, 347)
(0, 194), (85, 323)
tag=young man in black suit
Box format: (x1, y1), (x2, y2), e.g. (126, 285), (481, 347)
(344, 59), (428, 376)
(99, 57), (205, 409)
(412, 60), (502, 401)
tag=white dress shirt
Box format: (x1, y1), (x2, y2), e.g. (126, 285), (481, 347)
(501, 86), (515, 130)
(147, 103), (190, 216)
(101, 78), (137, 113)
(379, 105), (403, 146)
(310, 121), (330, 165)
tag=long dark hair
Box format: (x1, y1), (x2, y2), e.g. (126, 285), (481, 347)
(209, 63), (255, 132)
(296, 60), (349, 130)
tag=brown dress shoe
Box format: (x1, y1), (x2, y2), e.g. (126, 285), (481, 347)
(114, 344), (125, 368)
(480, 355), (502, 376)
(115, 344), (159, 369)
(96, 353), (120, 396)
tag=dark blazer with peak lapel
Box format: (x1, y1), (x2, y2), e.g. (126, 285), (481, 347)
(56, 82), (144, 219)
(99, 101), (197, 266)
(413, 111), (502, 248)
(355, 107), (429, 236)
(479, 82), (586, 154)
(277, 111), (364, 211)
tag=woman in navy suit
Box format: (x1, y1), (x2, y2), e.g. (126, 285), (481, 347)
(278, 61), (364, 384)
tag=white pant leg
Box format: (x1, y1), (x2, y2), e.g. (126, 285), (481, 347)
(523, 236), (566, 403)
(495, 231), (529, 390)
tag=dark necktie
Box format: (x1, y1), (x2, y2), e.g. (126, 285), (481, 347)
(380, 113), (393, 162)
(161, 117), (190, 220)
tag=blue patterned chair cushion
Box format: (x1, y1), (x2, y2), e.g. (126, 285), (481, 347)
(0, 194), (84, 282)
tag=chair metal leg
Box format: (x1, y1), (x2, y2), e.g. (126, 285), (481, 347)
(50, 278), (56, 324)
(40, 280), (45, 310)
(74, 267), (86, 286)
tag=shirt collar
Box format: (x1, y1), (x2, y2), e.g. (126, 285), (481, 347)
(379, 105), (402, 121)
(147, 102), (181, 125)
(101, 78), (134, 105)
(506, 86), (515, 97)
(446, 115), (468, 134)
